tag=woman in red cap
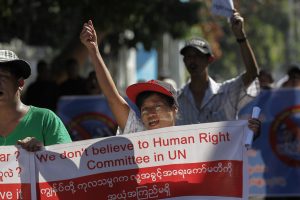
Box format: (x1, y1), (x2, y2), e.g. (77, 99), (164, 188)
(80, 20), (260, 136)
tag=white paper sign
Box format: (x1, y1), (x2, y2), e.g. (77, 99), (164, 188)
(211, 0), (234, 17)
(245, 107), (261, 149)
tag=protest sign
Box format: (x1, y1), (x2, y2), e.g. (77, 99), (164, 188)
(34, 121), (249, 200)
(57, 95), (118, 140)
(239, 89), (300, 197)
(211, 0), (234, 17)
(0, 146), (35, 200)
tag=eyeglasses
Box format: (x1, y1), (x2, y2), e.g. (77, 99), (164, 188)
(141, 104), (169, 116)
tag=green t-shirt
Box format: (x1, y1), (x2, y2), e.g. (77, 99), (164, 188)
(0, 106), (72, 146)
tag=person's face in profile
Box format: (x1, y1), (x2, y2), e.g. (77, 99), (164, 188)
(140, 93), (177, 130)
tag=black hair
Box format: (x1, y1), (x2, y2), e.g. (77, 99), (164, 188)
(287, 65), (300, 79)
(136, 91), (175, 111)
(37, 60), (48, 74)
(259, 69), (274, 83)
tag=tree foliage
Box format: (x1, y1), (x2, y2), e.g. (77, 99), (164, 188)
(1, 0), (299, 79)
(0, 0), (201, 53)
(198, 0), (298, 79)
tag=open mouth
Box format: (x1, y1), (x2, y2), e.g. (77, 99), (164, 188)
(148, 119), (159, 128)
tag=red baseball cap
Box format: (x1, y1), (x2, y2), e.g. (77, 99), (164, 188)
(126, 80), (178, 106)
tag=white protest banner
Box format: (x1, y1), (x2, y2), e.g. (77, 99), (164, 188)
(211, 0), (234, 17)
(34, 120), (249, 200)
(0, 146), (35, 200)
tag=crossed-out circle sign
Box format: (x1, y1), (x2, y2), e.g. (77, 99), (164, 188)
(68, 112), (117, 140)
(270, 105), (300, 167)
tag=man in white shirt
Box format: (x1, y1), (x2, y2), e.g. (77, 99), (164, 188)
(177, 11), (259, 125)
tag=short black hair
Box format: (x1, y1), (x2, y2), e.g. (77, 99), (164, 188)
(37, 60), (48, 74)
(287, 65), (300, 79)
(136, 91), (176, 111)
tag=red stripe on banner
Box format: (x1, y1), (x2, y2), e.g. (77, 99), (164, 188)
(0, 184), (31, 200)
(37, 160), (242, 199)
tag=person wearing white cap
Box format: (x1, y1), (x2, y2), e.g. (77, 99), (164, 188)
(177, 10), (260, 125)
(0, 50), (71, 151)
(80, 20), (261, 136)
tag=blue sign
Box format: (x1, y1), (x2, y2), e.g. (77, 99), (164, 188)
(57, 95), (118, 141)
(239, 89), (300, 197)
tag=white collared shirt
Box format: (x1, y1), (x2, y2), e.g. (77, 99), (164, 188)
(176, 75), (259, 125)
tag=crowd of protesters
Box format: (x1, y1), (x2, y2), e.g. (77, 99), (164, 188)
(2, 8), (300, 149)
(1, 9), (300, 199)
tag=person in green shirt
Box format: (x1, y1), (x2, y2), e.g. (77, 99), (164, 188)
(0, 50), (72, 151)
